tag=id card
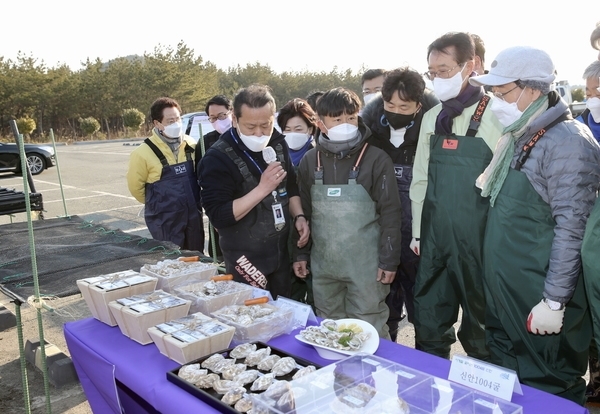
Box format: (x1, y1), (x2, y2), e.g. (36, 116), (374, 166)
(272, 202), (285, 231)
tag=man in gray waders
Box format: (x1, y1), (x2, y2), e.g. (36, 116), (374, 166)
(293, 87), (402, 339)
(409, 32), (503, 360)
(127, 97), (204, 251)
(470, 46), (600, 405)
(198, 85), (309, 299)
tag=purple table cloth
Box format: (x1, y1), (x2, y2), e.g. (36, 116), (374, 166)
(64, 318), (589, 413)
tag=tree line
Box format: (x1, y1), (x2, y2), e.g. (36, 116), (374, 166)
(0, 41), (364, 141)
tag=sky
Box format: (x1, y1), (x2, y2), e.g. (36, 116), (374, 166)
(1, 0), (599, 89)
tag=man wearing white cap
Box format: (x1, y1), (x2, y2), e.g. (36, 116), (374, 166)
(470, 46), (600, 404)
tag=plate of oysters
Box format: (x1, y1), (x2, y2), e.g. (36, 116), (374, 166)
(295, 318), (379, 360)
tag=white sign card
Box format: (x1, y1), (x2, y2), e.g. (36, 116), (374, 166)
(275, 297), (316, 328)
(448, 355), (523, 401)
(250, 287), (273, 301)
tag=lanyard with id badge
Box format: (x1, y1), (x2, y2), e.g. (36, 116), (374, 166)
(264, 147), (287, 232)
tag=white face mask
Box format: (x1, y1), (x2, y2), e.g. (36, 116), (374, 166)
(212, 116), (232, 134)
(325, 123), (359, 141)
(432, 65), (466, 102)
(285, 132), (310, 150)
(237, 129), (270, 152)
(491, 89), (525, 128)
(163, 121), (182, 138)
(363, 92), (380, 106)
(586, 97), (600, 123)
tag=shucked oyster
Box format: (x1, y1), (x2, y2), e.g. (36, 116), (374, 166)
(213, 379), (238, 394)
(263, 380), (291, 400)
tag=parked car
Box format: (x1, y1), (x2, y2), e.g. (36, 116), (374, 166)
(181, 112), (214, 143)
(0, 142), (56, 175)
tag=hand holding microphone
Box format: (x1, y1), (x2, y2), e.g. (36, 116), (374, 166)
(260, 147), (286, 192)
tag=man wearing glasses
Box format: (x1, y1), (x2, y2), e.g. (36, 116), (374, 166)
(470, 46), (600, 404)
(194, 95), (233, 259)
(127, 97), (204, 252)
(409, 32), (503, 361)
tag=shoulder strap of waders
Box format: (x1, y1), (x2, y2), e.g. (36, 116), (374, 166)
(144, 138), (169, 167)
(466, 95), (491, 137)
(514, 113), (572, 171)
(314, 144), (371, 185)
(348, 143), (370, 183)
(211, 139), (254, 183)
(184, 143), (194, 163)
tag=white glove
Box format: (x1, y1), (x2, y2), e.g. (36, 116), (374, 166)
(526, 299), (565, 335)
(410, 238), (420, 256)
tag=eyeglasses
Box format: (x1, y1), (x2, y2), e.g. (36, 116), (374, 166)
(208, 111), (231, 123)
(492, 84), (521, 101)
(424, 64), (464, 81)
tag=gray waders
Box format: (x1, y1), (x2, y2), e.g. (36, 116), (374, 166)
(310, 144), (391, 338)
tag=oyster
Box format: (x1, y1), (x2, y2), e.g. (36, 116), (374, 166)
(177, 365), (207, 383)
(276, 387), (307, 412)
(250, 373), (276, 391)
(221, 386), (246, 405)
(201, 353), (225, 370)
(213, 379), (238, 394)
(245, 347), (271, 366)
(299, 320), (370, 351)
(230, 343), (257, 359)
(263, 380), (291, 400)
(221, 363), (247, 380)
(292, 365), (316, 380)
(212, 358), (236, 374)
(234, 369), (259, 385)
(257, 354), (281, 371)
(195, 373), (219, 389)
(271, 357), (297, 377)
(234, 394), (254, 412)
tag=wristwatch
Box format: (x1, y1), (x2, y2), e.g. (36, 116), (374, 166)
(544, 298), (565, 311)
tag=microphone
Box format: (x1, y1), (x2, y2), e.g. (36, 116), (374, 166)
(262, 147), (277, 164)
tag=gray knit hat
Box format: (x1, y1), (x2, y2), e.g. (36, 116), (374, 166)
(469, 46), (556, 88)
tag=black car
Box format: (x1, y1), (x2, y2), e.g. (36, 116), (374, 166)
(0, 142), (56, 175)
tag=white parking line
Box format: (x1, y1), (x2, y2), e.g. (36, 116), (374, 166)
(57, 151), (132, 155)
(91, 191), (136, 200)
(71, 205), (142, 215)
(43, 194), (106, 203)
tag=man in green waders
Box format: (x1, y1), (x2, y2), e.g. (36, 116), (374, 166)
(293, 87), (403, 339)
(470, 46), (600, 405)
(409, 32), (503, 360)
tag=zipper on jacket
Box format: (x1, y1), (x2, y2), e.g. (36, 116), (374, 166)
(387, 236), (393, 251)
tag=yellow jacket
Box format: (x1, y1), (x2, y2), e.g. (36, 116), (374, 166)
(126, 130), (197, 204)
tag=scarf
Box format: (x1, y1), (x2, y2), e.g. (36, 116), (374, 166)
(289, 137), (314, 167)
(155, 127), (182, 157)
(476, 95), (549, 206)
(435, 77), (485, 135)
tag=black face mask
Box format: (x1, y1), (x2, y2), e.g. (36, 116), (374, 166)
(384, 110), (416, 130)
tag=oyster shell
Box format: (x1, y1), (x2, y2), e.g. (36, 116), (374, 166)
(221, 363), (247, 380)
(234, 394), (254, 412)
(250, 373), (276, 391)
(230, 343), (257, 359)
(257, 354), (281, 371)
(292, 365), (316, 380)
(195, 373), (219, 389)
(201, 353), (224, 370)
(271, 357), (297, 377)
(221, 386), (246, 405)
(234, 369), (259, 385)
(245, 347), (271, 366)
